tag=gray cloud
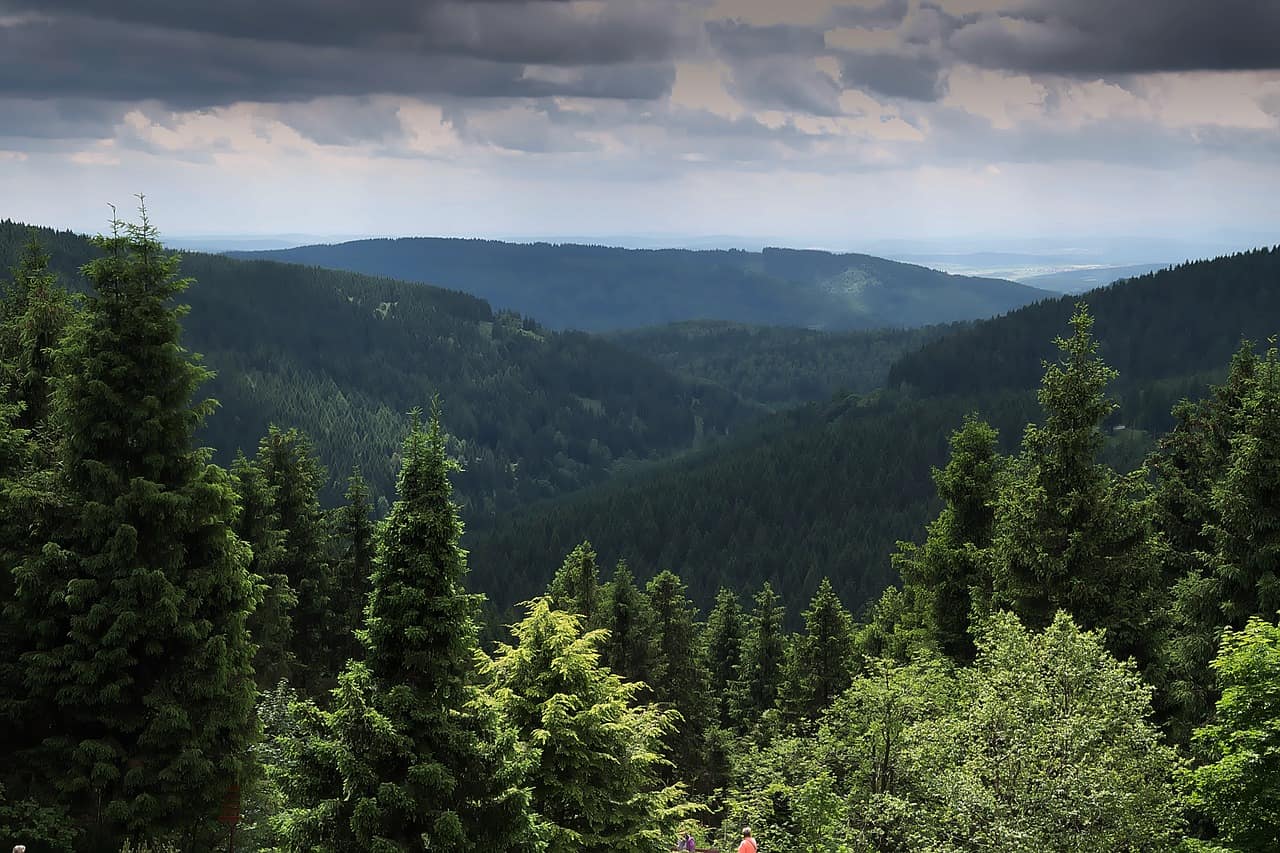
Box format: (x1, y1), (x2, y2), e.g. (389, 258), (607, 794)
(706, 20), (827, 58)
(838, 51), (948, 101)
(948, 0), (1280, 74)
(827, 0), (911, 30)
(725, 56), (846, 115)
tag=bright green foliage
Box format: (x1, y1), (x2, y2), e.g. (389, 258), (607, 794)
(9, 210), (257, 847)
(910, 612), (1184, 851)
(732, 582), (786, 730)
(600, 559), (662, 689)
(990, 304), (1165, 665)
(782, 578), (857, 720)
(485, 597), (693, 852)
(895, 415), (1002, 663)
(704, 587), (745, 730)
(1190, 617), (1280, 851)
(645, 570), (712, 784)
(231, 450), (296, 688)
(257, 425), (334, 689)
(0, 238), (76, 433)
(852, 583), (934, 665)
(547, 540), (602, 624)
(331, 468), (375, 662)
(273, 411), (532, 851)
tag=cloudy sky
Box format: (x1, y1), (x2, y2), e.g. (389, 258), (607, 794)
(2, 0), (1279, 251)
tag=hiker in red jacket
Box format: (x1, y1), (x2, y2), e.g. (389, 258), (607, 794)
(737, 826), (758, 853)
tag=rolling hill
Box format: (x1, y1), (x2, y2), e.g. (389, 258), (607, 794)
(231, 239), (1046, 332)
(0, 219), (758, 515)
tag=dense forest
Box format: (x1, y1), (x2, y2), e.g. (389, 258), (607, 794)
(234, 238), (1046, 332)
(472, 248), (1280, 620)
(3, 212), (1277, 852)
(0, 220), (758, 515)
(607, 321), (954, 409)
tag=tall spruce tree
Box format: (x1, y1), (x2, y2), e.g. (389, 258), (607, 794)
(257, 426), (334, 688)
(231, 450), (295, 688)
(547, 540), (601, 624)
(782, 578), (856, 720)
(733, 582), (786, 730)
(704, 587), (745, 730)
(9, 209), (257, 848)
(0, 238), (76, 433)
(989, 304), (1164, 666)
(485, 597), (691, 851)
(331, 468), (375, 663)
(645, 570), (711, 784)
(600, 559), (662, 690)
(895, 415), (1003, 663)
(273, 410), (532, 851)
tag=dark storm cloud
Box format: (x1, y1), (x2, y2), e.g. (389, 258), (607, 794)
(827, 0), (910, 30)
(0, 98), (126, 140)
(725, 57), (845, 115)
(838, 51), (947, 101)
(949, 0), (1280, 74)
(706, 20), (828, 58)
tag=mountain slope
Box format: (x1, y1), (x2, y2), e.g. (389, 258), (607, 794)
(232, 239), (1045, 332)
(469, 246), (1280, 618)
(607, 321), (955, 409)
(1, 219), (757, 514)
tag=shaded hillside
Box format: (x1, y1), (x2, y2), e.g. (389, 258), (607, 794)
(889, 247), (1280, 397)
(1, 220), (757, 513)
(233, 239), (1044, 332)
(607, 321), (956, 408)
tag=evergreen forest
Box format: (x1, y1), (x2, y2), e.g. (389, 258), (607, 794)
(3, 211), (1279, 853)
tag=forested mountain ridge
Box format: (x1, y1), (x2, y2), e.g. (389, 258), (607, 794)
(890, 246), (1280, 396)
(606, 320), (955, 409)
(0, 219), (757, 513)
(232, 238), (1046, 332)
(471, 246), (1280, 621)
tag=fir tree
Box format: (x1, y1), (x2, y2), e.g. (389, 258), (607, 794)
(895, 415), (1002, 663)
(645, 570), (711, 785)
(704, 587), (745, 729)
(273, 410), (532, 851)
(782, 578), (856, 720)
(989, 304), (1164, 666)
(231, 450), (296, 688)
(600, 559), (662, 690)
(257, 425), (334, 688)
(547, 540), (601, 624)
(331, 468), (375, 663)
(10, 208), (257, 847)
(485, 598), (692, 851)
(733, 582), (786, 729)
(0, 238), (76, 433)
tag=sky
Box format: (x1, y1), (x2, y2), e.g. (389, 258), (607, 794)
(2, 0), (1280, 253)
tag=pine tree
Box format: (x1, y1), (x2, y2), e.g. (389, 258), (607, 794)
(600, 559), (662, 689)
(547, 540), (601, 624)
(704, 587), (745, 729)
(0, 238), (76, 433)
(485, 597), (692, 851)
(257, 425), (334, 689)
(273, 410), (532, 851)
(782, 578), (855, 720)
(10, 208), (257, 847)
(645, 570), (711, 785)
(733, 582), (786, 729)
(331, 468), (375, 663)
(895, 415), (1002, 663)
(989, 304), (1164, 666)
(231, 450), (296, 688)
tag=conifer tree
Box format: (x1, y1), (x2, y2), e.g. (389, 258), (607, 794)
(895, 415), (1002, 663)
(273, 410), (532, 851)
(600, 559), (662, 689)
(547, 540), (601, 624)
(989, 304), (1164, 666)
(733, 582), (786, 729)
(10, 208), (257, 847)
(231, 450), (295, 688)
(486, 597), (691, 851)
(331, 468), (375, 662)
(704, 587), (745, 729)
(257, 425), (334, 687)
(782, 578), (856, 720)
(645, 570), (711, 781)
(0, 238), (75, 432)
